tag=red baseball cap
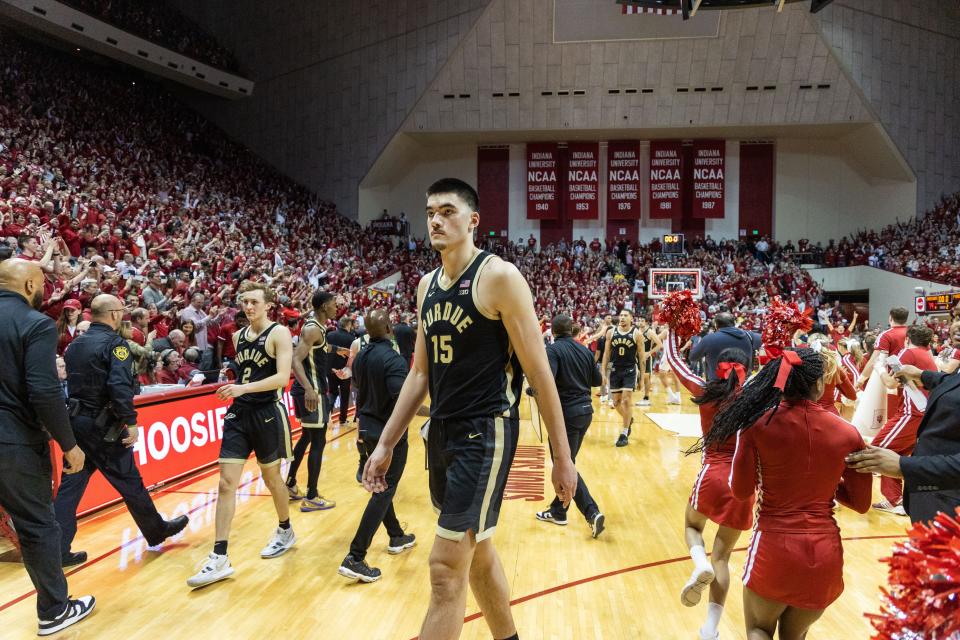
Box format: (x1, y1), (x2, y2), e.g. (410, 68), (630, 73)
(62, 299), (82, 311)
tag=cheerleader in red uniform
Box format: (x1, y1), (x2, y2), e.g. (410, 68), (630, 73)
(939, 320), (960, 374)
(837, 337), (863, 386)
(807, 334), (856, 416)
(666, 330), (754, 640)
(707, 348), (872, 639)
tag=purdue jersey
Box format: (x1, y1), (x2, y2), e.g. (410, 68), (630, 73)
(234, 323), (282, 405)
(609, 327), (638, 370)
(292, 318), (328, 395)
(421, 251), (522, 420)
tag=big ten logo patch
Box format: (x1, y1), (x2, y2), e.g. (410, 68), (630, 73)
(503, 445), (545, 501)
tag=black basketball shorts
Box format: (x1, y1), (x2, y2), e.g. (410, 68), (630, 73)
(609, 365), (638, 393)
(219, 401), (293, 467)
(292, 391), (328, 428)
(427, 414), (519, 542)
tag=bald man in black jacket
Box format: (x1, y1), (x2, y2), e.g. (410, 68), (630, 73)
(0, 259), (95, 636)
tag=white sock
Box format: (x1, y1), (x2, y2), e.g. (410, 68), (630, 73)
(690, 545), (710, 571)
(621, 426), (630, 436)
(700, 602), (724, 637)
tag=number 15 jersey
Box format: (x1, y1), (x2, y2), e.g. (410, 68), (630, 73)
(421, 251), (523, 420)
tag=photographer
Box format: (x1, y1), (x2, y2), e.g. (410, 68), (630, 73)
(53, 295), (188, 564)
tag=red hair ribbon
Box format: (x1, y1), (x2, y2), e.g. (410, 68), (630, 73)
(716, 362), (746, 386)
(773, 350), (802, 391)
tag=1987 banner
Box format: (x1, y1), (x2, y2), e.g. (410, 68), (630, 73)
(692, 140), (725, 218)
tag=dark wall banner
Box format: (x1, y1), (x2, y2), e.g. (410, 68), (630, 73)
(476, 147), (510, 239)
(526, 142), (559, 219)
(565, 142), (599, 219)
(692, 140), (725, 218)
(607, 141), (642, 220)
(649, 140), (683, 219)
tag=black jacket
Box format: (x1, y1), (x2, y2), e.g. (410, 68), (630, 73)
(353, 337), (409, 439)
(689, 327), (762, 380)
(546, 337), (602, 419)
(64, 322), (138, 427)
(393, 322), (415, 364)
(326, 329), (354, 370)
(0, 290), (75, 449)
(900, 370), (960, 523)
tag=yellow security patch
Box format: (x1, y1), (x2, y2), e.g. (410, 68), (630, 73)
(113, 345), (130, 361)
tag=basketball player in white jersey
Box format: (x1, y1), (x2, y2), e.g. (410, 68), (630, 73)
(364, 178), (578, 640)
(187, 281), (296, 588)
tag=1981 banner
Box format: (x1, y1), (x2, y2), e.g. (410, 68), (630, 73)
(649, 140), (683, 219)
(607, 141), (641, 220)
(565, 142), (599, 219)
(527, 143), (559, 219)
(692, 140), (725, 218)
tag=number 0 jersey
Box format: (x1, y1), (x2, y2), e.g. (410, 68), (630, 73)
(421, 251), (523, 420)
(233, 323), (282, 406)
(609, 327), (638, 370)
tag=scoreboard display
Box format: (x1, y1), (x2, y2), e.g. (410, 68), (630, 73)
(662, 233), (684, 254)
(918, 292), (960, 315)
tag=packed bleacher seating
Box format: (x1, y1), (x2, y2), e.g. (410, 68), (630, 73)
(60, 0), (240, 72)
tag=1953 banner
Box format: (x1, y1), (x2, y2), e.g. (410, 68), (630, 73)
(526, 143), (559, 219)
(565, 142), (599, 219)
(649, 140), (683, 219)
(75, 383), (307, 516)
(692, 140), (725, 218)
(607, 141), (642, 220)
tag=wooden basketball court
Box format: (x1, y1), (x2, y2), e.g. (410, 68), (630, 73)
(0, 387), (904, 639)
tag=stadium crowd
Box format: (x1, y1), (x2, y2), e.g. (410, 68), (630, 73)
(60, 0), (240, 72)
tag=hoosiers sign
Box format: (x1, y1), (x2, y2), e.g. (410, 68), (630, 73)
(649, 140), (683, 219)
(692, 140), (725, 218)
(607, 141), (641, 220)
(527, 143), (559, 219)
(565, 142), (599, 219)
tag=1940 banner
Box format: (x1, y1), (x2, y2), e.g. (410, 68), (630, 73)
(692, 140), (725, 218)
(649, 140), (683, 219)
(527, 143), (559, 219)
(607, 141), (642, 220)
(565, 142), (599, 219)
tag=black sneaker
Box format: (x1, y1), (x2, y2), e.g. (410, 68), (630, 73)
(338, 555), (382, 583)
(589, 512), (606, 539)
(615, 433), (629, 447)
(61, 551), (87, 568)
(38, 595), (96, 636)
(387, 533), (416, 555)
(535, 510), (568, 526)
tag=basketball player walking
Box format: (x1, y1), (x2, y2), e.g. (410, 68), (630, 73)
(187, 282), (297, 588)
(363, 178), (578, 640)
(286, 290), (337, 511)
(601, 310), (645, 447)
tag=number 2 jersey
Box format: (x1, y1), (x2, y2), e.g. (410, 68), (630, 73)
(233, 323), (282, 406)
(421, 251), (523, 420)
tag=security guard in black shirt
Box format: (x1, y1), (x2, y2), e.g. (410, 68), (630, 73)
(54, 294), (188, 565)
(338, 309), (415, 583)
(535, 314), (606, 538)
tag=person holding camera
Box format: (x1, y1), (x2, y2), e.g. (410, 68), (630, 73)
(53, 294), (188, 566)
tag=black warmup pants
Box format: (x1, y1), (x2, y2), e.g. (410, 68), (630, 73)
(54, 416), (167, 553)
(548, 412), (599, 521)
(328, 374), (352, 424)
(349, 435), (408, 561)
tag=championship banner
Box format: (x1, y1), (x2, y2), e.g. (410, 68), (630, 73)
(692, 140), (725, 218)
(526, 143), (560, 219)
(606, 141), (642, 220)
(565, 142), (599, 219)
(649, 140), (683, 219)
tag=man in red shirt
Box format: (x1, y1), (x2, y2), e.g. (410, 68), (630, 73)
(872, 325), (938, 514)
(856, 307), (910, 419)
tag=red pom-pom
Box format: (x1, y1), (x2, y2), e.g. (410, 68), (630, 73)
(867, 507), (960, 639)
(655, 290), (702, 342)
(761, 296), (814, 353)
